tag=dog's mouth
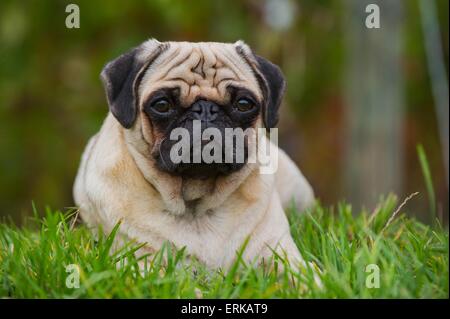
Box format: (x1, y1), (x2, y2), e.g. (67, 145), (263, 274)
(153, 137), (247, 180)
(172, 162), (244, 180)
(156, 153), (246, 180)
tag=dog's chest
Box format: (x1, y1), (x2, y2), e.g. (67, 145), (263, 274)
(131, 199), (263, 268)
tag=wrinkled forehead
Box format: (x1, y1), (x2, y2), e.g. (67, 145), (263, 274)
(138, 42), (261, 106)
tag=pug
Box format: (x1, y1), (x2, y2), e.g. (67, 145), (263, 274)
(73, 39), (314, 271)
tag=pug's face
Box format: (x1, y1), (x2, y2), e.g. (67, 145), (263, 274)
(101, 40), (285, 179)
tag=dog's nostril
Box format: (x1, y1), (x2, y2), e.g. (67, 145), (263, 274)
(210, 104), (219, 114)
(191, 103), (202, 113)
(191, 100), (219, 120)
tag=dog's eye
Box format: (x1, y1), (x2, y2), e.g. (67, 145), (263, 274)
(235, 98), (255, 112)
(151, 98), (172, 113)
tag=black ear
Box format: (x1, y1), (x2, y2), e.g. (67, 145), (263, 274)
(100, 41), (164, 129)
(100, 48), (143, 128)
(254, 55), (286, 129)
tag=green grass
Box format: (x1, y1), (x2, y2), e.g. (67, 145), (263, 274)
(417, 144), (437, 223)
(0, 194), (448, 298)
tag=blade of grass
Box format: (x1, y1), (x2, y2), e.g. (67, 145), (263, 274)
(417, 144), (437, 224)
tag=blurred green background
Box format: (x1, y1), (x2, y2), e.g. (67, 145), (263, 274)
(0, 0), (448, 224)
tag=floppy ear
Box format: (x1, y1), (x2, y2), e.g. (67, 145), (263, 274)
(234, 41), (286, 129)
(100, 40), (164, 128)
(254, 55), (286, 129)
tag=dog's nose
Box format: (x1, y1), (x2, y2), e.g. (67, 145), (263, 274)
(191, 100), (219, 122)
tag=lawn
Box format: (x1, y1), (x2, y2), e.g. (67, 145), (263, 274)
(0, 194), (448, 298)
